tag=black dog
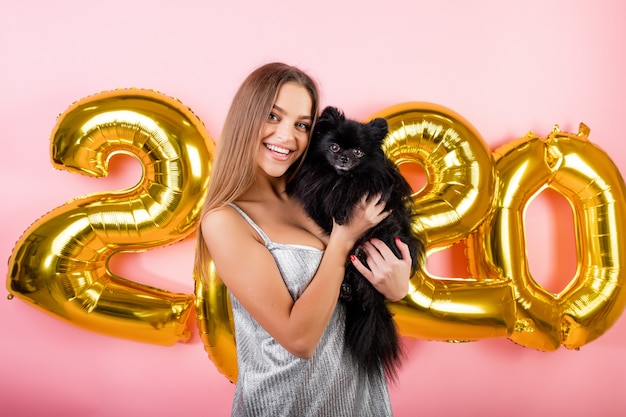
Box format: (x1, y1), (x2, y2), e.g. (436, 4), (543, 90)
(287, 106), (424, 380)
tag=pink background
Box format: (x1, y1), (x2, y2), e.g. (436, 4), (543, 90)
(2, 0), (626, 416)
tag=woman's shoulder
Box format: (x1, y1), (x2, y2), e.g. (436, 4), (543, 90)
(200, 203), (262, 246)
(201, 204), (240, 236)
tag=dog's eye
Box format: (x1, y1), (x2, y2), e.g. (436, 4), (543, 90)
(329, 143), (340, 153)
(353, 148), (364, 158)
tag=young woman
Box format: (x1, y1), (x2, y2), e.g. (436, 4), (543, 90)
(195, 62), (412, 416)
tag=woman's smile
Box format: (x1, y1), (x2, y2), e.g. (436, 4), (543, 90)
(264, 143), (293, 160)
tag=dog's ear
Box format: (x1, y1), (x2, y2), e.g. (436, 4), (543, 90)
(319, 106), (345, 124)
(366, 118), (389, 142)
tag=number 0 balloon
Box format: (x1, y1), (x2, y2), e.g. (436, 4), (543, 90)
(469, 125), (626, 351)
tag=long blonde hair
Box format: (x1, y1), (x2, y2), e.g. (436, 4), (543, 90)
(194, 62), (320, 282)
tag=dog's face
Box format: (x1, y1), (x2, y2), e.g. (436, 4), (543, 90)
(312, 106), (388, 174)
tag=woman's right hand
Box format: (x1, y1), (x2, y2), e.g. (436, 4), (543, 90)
(331, 193), (390, 246)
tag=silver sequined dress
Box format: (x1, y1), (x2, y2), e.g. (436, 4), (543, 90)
(228, 203), (393, 417)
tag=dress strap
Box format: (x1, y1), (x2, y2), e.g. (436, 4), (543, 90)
(227, 202), (271, 245)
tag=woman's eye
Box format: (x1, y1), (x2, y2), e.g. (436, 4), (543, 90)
(268, 113), (279, 121)
(329, 143), (340, 153)
(353, 148), (364, 158)
(296, 122), (311, 131)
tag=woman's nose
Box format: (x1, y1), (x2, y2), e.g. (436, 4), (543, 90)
(276, 123), (294, 140)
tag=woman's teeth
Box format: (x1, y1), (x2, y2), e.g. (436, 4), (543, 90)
(265, 144), (290, 155)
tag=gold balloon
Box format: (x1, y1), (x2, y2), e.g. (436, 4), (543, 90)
(369, 102), (497, 248)
(470, 124), (626, 350)
(368, 102), (517, 342)
(7, 88), (214, 345)
(194, 261), (238, 382)
(10, 90), (626, 381)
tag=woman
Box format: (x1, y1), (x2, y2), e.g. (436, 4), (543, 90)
(195, 62), (412, 416)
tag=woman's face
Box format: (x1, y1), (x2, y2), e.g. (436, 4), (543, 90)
(257, 82), (313, 179)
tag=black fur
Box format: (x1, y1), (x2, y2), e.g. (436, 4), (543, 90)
(286, 106), (424, 380)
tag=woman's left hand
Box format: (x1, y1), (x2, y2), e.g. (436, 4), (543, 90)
(350, 237), (413, 302)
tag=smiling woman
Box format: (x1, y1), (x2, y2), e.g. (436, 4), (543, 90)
(193, 62), (413, 416)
